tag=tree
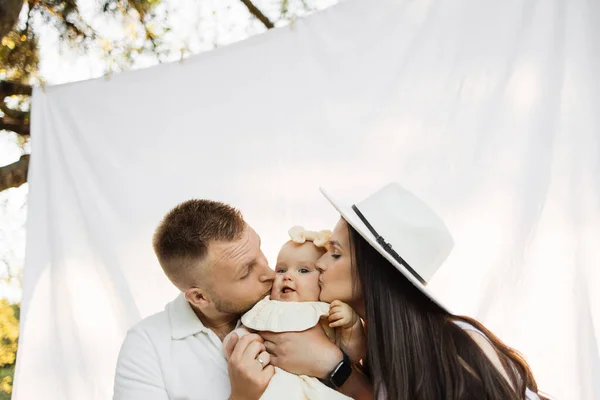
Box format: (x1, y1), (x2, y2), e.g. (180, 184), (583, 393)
(0, 300), (19, 399)
(1, 0), (330, 192)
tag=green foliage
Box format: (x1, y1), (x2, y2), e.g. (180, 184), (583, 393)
(0, 29), (38, 83)
(0, 365), (14, 400)
(0, 0), (165, 84)
(0, 300), (19, 399)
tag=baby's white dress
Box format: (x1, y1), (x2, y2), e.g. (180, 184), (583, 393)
(223, 296), (353, 400)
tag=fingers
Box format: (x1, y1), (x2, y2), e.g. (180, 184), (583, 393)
(247, 333), (265, 344)
(262, 365), (276, 379)
(256, 351), (271, 368)
(263, 336), (281, 367)
(328, 311), (344, 322)
(224, 332), (238, 360)
(329, 309), (349, 328)
(242, 340), (266, 362)
(259, 331), (276, 342)
(230, 333), (264, 362)
(329, 319), (346, 328)
(264, 340), (275, 355)
(268, 353), (280, 368)
(330, 300), (344, 307)
(260, 331), (284, 357)
(329, 303), (346, 316)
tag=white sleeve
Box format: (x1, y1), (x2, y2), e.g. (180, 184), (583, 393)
(113, 328), (170, 400)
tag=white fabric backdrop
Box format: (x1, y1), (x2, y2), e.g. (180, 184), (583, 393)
(14, 0), (600, 398)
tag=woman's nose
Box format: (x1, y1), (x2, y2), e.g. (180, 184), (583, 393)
(315, 256), (326, 273)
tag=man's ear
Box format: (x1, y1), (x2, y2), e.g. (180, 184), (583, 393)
(184, 287), (211, 310)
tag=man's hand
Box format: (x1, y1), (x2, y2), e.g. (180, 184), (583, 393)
(261, 325), (342, 379)
(225, 332), (275, 400)
(328, 300), (359, 329)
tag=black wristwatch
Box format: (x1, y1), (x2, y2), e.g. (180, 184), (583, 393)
(319, 350), (352, 389)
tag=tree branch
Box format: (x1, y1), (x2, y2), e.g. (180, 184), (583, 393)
(0, 119), (29, 136)
(0, 81), (33, 98)
(0, 102), (28, 122)
(0, 154), (29, 191)
(0, 0), (24, 40)
(0, 82), (32, 138)
(239, 0), (274, 29)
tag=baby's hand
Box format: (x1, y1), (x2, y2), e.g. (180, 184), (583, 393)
(328, 300), (367, 364)
(328, 300), (359, 329)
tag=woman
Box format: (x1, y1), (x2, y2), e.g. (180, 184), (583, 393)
(314, 182), (547, 400)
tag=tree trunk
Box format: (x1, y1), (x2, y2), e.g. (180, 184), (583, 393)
(0, 154), (29, 192)
(0, 0), (24, 40)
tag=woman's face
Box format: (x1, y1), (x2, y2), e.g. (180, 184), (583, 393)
(316, 218), (363, 307)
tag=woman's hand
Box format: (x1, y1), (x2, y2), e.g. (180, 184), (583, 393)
(262, 326), (374, 399)
(260, 325), (343, 379)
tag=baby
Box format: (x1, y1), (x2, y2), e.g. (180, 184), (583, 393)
(224, 227), (366, 400)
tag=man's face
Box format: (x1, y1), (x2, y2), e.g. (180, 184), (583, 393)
(204, 225), (274, 315)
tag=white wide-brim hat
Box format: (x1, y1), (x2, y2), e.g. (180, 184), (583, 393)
(320, 182), (454, 312)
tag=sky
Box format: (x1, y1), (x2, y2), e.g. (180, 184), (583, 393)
(0, 0), (339, 302)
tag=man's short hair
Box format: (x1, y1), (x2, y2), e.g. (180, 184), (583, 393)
(152, 199), (245, 289)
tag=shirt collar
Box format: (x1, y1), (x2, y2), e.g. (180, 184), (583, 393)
(168, 293), (210, 340)
(167, 293), (242, 340)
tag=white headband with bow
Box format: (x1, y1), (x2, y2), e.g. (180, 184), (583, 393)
(288, 226), (332, 248)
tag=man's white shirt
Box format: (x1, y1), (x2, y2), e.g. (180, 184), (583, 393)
(113, 294), (240, 400)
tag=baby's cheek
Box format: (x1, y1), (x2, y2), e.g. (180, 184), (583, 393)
(270, 277), (282, 299)
(309, 275), (322, 296)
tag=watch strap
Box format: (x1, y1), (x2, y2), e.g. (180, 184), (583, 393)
(319, 350), (352, 389)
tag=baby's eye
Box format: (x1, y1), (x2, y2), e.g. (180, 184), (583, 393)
(276, 268), (286, 274)
(331, 254), (341, 259)
(299, 268), (310, 274)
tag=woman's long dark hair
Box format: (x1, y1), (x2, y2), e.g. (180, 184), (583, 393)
(347, 222), (543, 400)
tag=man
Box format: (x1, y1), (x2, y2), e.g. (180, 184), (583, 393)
(113, 199), (369, 400)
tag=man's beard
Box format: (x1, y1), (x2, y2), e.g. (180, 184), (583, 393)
(211, 290), (265, 315)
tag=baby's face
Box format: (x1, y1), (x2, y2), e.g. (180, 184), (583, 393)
(270, 241), (324, 302)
